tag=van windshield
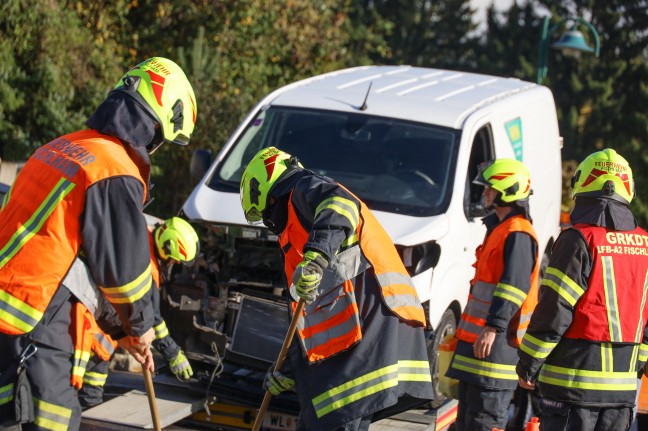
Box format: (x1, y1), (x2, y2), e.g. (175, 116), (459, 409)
(209, 107), (460, 217)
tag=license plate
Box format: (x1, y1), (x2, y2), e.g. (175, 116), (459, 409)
(262, 411), (298, 430)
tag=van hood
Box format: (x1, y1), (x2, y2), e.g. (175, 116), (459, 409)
(182, 187), (450, 246)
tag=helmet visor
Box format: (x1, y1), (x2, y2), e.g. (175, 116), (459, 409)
(244, 206), (264, 223)
(473, 160), (495, 186)
(171, 133), (191, 146)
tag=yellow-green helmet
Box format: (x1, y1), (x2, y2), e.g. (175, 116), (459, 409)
(571, 148), (634, 204)
(154, 217), (200, 264)
(473, 158), (532, 203)
(114, 57), (197, 147)
(240, 147), (293, 223)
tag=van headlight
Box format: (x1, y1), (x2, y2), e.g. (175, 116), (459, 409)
(396, 240), (441, 277)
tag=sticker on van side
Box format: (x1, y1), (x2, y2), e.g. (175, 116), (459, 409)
(505, 118), (523, 161)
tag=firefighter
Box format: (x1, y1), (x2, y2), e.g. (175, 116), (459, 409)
(240, 147), (433, 431)
(0, 57), (197, 430)
(446, 159), (539, 431)
(517, 148), (648, 431)
(78, 217), (199, 409)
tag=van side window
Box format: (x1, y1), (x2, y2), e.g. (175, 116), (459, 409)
(464, 125), (495, 219)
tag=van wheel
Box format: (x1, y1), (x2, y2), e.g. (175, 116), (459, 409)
(426, 308), (457, 409)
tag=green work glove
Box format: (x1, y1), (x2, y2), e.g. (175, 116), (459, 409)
(169, 350), (193, 381)
(263, 369), (296, 396)
(291, 250), (328, 303)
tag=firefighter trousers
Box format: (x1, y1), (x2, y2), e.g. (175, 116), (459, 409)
(455, 381), (513, 431)
(0, 286), (82, 431)
(539, 397), (633, 431)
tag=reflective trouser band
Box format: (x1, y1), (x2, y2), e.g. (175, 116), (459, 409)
(539, 364), (637, 391)
(34, 397), (72, 431)
(0, 383), (14, 406)
(519, 333), (558, 359)
(312, 360), (431, 418)
(154, 321), (169, 339)
(450, 354), (518, 380)
(83, 371), (108, 387)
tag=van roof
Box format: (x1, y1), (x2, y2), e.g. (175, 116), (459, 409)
(268, 66), (538, 129)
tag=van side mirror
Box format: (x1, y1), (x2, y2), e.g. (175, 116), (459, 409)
(190, 149), (212, 180)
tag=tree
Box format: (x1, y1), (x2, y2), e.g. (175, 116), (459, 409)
(0, 0), (123, 160)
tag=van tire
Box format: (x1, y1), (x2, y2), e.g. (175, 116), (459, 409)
(426, 308), (457, 408)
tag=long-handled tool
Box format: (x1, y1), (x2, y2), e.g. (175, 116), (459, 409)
(252, 298), (306, 431)
(142, 365), (162, 431)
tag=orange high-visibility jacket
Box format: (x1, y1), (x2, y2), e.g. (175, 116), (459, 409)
(0, 130), (150, 335)
(280, 192), (426, 363)
(456, 215), (539, 346)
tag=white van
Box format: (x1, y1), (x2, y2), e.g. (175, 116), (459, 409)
(177, 65), (562, 405)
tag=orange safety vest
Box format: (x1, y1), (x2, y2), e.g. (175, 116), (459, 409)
(280, 191), (426, 363)
(0, 130), (148, 335)
(456, 215), (539, 347)
(564, 224), (648, 342)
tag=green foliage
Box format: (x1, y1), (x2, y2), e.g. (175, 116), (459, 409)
(2, 0), (646, 228)
(0, 0), (123, 160)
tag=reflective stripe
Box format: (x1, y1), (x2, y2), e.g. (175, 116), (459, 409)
(456, 284), (494, 341)
(62, 258), (100, 314)
(315, 197), (359, 231)
(0, 289), (43, 333)
(154, 321), (169, 339)
(638, 343), (648, 363)
(83, 371), (108, 387)
(94, 332), (116, 357)
(471, 280), (496, 302)
(34, 397), (72, 431)
(312, 360), (430, 418)
(0, 383), (13, 406)
(601, 256), (622, 342)
(600, 342), (613, 372)
(493, 282), (527, 307)
(451, 354), (518, 380)
(519, 333), (557, 359)
(297, 288), (361, 358)
(539, 364), (637, 391)
(72, 349), (90, 379)
(100, 262), (152, 304)
(320, 246), (370, 291)
(634, 272), (648, 343)
(631, 344), (640, 372)
(340, 234), (359, 249)
(0, 178), (75, 269)
(543, 267), (585, 307)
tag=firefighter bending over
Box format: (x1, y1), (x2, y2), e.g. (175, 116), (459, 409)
(240, 147), (434, 431)
(0, 57), (197, 430)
